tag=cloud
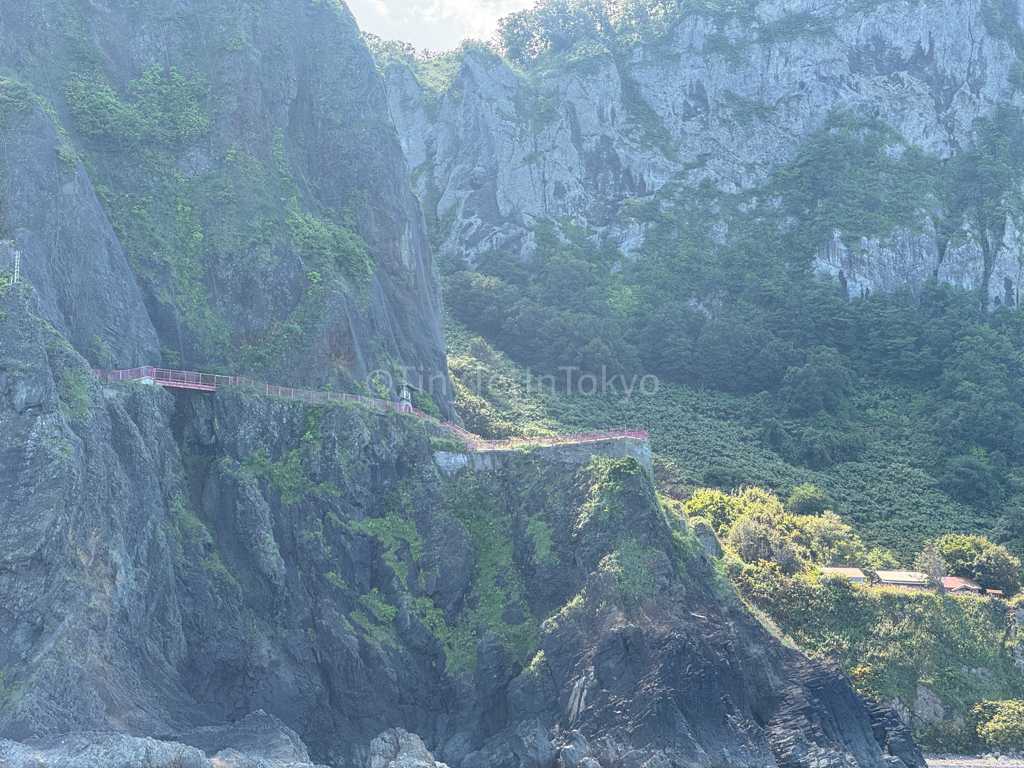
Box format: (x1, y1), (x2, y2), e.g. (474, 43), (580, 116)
(346, 0), (534, 51)
(368, 0), (395, 19)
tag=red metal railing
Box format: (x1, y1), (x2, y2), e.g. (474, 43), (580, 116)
(93, 366), (648, 452)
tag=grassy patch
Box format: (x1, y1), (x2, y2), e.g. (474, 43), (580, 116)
(170, 495), (211, 556)
(430, 436), (468, 453)
(352, 491), (422, 588)
(736, 566), (1024, 734)
(618, 68), (677, 160)
(606, 539), (659, 598)
(414, 596), (478, 673)
(440, 473), (540, 674)
(351, 609), (399, 650)
(527, 515), (558, 565)
(239, 447), (337, 506)
(525, 649), (546, 677)
(360, 587), (398, 622)
(286, 201), (371, 286)
(577, 455), (646, 527)
(56, 370), (92, 424)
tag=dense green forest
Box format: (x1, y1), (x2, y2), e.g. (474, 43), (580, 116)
(442, 103), (1024, 554)
(410, 0), (1024, 745)
(436, 92), (1024, 563)
(369, 0), (1024, 561)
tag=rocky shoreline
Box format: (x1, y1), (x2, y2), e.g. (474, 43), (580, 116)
(928, 757), (1024, 768)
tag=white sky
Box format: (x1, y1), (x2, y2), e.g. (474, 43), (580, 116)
(345, 0), (535, 52)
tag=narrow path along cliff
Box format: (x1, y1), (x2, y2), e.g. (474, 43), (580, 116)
(94, 365), (649, 452)
(0, 280), (925, 768)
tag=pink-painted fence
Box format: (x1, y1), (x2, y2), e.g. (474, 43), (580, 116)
(94, 366), (441, 420)
(93, 366), (648, 451)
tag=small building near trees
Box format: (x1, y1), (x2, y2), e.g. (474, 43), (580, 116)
(874, 570), (930, 590)
(819, 567), (867, 583)
(940, 576), (983, 595)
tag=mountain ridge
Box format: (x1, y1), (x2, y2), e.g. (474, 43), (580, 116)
(0, 0), (968, 764)
(380, 0), (1024, 306)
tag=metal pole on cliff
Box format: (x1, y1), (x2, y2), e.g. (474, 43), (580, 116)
(12, 251), (20, 284)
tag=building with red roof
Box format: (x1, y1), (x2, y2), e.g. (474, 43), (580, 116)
(940, 576), (983, 595)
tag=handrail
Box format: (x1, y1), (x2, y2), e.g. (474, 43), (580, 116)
(93, 366), (649, 452)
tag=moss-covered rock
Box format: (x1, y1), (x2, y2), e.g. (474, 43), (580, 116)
(0, 0), (451, 412)
(0, 285), (924, 767)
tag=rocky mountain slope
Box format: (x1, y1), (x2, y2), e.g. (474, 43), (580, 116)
(0, 277), (923, 767)
(0, 0), (940, 764)
(0, 0), (449, 408)
(382, 0), (1024, 306)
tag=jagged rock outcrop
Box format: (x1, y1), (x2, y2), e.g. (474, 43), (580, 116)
(367, 729), (449, 768)
(0, 712), (327, 767)
(0, 733), (212, 768)
(383, 0), (1024, 305)
(0, 283), (197, 738)
(0, 279), (922, 768)
(170, 711), (326, 767)
(814, 217), (1024, 307)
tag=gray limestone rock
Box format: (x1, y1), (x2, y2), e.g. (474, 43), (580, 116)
(690, 517), (724, 559)
(0, 714), (328, 768)
(813, 230), (939, 300)
(0, 107), (159, 368)
(912, 685), (945, 726)
(172, 711), (325, 767)
(384, 0), (1024, 305)
(0, 734), (210, 768)
(367, 729), (450, 768)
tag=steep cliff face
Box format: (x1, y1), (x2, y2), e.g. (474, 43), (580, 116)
(0, 0), (947, 763)
(0, 105), (159, 368)
(0, 0), (449, 408)
(383, 0), (1024, 305)
(0, 282), (922, 768)
(0, 282), (195, 739)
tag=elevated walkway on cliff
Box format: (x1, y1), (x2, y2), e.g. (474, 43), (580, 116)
(94, 366), (648, 452)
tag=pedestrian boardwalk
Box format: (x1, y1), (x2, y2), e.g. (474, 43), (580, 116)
(94, 366), (649, 451)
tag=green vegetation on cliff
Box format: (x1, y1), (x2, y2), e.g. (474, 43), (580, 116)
(428, 31), (1024, 729)
(0, 0), (431, 394)
(670, 481), (1024, 750)
(441, 108), (1024, 559)
(735, 565), (1024, 750)
(439, 470), (541, 671)
(417, 1), (1024, 555)
(440, 313), (1024, 749)
(64, 59), (373, 373)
